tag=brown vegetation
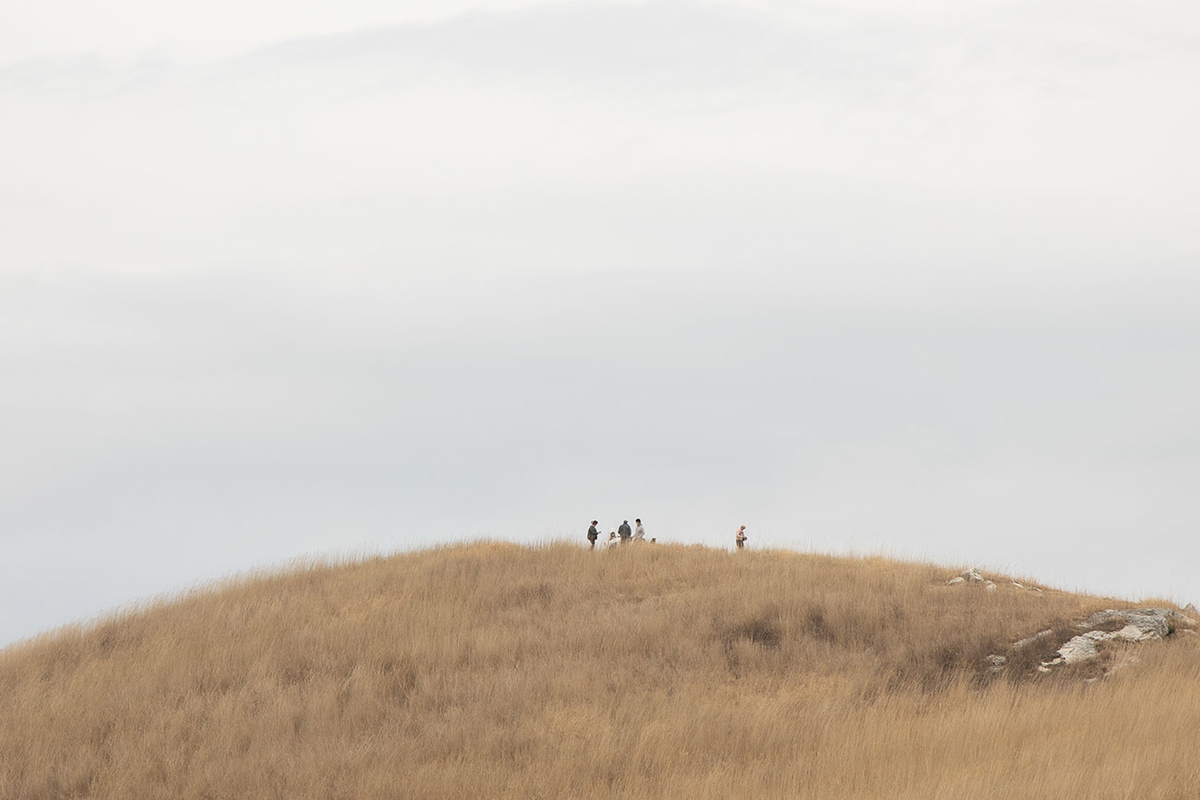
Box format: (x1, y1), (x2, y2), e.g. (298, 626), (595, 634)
(2, 542), (1198, 799)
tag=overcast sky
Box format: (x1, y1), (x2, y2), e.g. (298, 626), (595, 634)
(3, 0), (1198, 646)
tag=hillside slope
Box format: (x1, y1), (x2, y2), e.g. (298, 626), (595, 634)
(3, 542), (1198, 799)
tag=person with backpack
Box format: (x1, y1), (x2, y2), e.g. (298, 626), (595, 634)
(587, 520), (600, 550)
(618, 520), (632, 543)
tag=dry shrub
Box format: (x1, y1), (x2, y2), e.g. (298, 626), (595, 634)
(720, 610), (783, 650)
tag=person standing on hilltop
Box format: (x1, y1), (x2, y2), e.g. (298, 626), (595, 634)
(607, 529), (621, 549)
(735, 525), (747, 549)
(633, 519), (646, 541)
(587, 520), (600, 550)
(618, 520), (632, 543)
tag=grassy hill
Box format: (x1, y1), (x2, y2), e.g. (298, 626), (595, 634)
(3, 542), (1198, 799)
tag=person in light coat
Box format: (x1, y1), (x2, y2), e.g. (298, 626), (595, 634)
(633, 519), (646, 541)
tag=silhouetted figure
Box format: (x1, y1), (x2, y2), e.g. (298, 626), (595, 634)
(618, 520), (632, 542)
(587, 520), (600, 550)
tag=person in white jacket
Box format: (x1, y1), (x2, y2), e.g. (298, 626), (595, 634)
(633, 519), (646, 541)
(606, 529), (621, 549)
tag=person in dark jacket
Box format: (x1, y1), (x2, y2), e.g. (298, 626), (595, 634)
(618, 520), (632, 542)
(587, 520), (600, 550)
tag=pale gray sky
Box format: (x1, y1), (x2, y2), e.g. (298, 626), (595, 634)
(2, 0), (1199, 645)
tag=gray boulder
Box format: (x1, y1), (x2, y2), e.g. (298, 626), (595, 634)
(1077, 608), (1185, 637)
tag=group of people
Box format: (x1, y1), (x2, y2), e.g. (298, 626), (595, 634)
(586, 519), (647, 549)
(586, 520), (750, 549)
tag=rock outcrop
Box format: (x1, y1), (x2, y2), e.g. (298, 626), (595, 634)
(951, 571), (1196, 680)
(947, 568), (984, 586)
(1026, 608), (1194, 675)
(946, 569), (1041, 593)
(982, 608), (1196, 679)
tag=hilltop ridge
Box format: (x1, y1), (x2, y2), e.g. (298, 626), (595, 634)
(3, 542), (1198, 799)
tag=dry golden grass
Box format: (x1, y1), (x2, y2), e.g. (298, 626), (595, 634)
(2, 542), (1198, 799)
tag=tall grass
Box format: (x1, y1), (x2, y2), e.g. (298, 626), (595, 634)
(2, 542), (1196, 799)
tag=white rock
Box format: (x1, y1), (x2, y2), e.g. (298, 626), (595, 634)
(1057, 631), (1113, 664)
(1112, 624), (1152, 642)
(984, 654), (1007, 673)
(984, 581), (998, 592)
(1113, 617), (1169, 642)
(1037, 657), (1063, 673)
(947, 576), (966, 585)
(961, 568), (985, 583)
